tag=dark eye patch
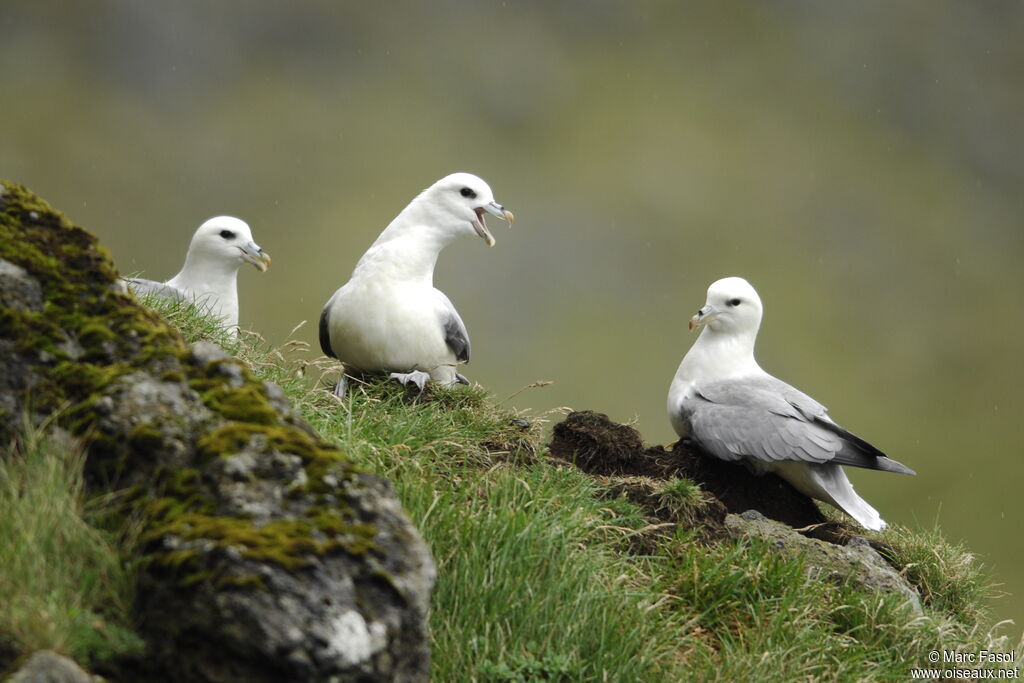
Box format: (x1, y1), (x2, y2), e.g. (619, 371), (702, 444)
(460, 187), (477, 199)
(219, 230), (236, 240)
(727, 298), (742, 307)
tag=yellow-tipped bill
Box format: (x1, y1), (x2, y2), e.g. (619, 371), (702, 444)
(474, 201), (514, 247)
(241, 241), (271, 272)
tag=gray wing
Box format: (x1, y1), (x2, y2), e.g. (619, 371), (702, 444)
(680, 375), (914, 475)
(435, 291), (470, 363)
(125, 277), (186, 302)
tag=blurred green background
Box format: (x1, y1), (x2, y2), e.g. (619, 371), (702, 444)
(4, 1), (1022, 635)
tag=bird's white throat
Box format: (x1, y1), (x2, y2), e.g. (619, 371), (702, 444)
(352, 232), (446, 287)
(353, 203), (465, 286)
(673, 326), (761, 392)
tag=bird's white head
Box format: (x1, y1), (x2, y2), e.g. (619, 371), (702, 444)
(689, 276), (763, 336)
(187, 216), (272, 273)
(413, 172), (515, 247)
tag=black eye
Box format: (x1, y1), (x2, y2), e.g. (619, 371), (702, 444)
(727, 298), (742, 307)
(219, 230), (236, 240)
(460, 187), (476, 199)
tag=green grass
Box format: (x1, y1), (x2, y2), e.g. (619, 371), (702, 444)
(654, 477), (704, 520)
(649, 528), (1016, 680)
(30, 295), (1020, 680)
(882, 522), (994, 624)
(408, 464), (673, 681)
(136, 291), (241, 352)
(0, 416), (143, 673)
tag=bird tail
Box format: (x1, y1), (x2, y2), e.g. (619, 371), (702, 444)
(811, 464), (886, 531)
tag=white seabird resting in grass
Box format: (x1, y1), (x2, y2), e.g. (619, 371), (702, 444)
(667, 277), (914, 531)
(126, 216), (271, 332)
(319, 172), (514, 397)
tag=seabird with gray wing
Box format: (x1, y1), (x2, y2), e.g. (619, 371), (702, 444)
(667, 276), (914, 531)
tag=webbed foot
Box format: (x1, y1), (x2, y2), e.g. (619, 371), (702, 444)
(332, 374), (348, 399)
(389, 370), (431, 392)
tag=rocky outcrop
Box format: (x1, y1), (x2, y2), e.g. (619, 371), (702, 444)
(549, 410), (923, 610)
(0, 181), (435, 681)
(725, 510), (923, 614)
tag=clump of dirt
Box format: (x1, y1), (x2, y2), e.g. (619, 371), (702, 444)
(664, 439), (828, 530)
(549, 410), (864, 544)
(549, 410), (662, 477)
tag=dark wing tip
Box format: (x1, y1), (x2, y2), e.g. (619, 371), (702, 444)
(830, 447), (917, 474)
(318, 305), (336, 359)
(874, 456), (916, 476)
(811, 416), (917, 473)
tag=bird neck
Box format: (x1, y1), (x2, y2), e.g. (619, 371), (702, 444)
(677, 327), (760, 384)
(166, 254), (241, 327)
(170, 251), (241, 289)
(354, 215), (455, 286)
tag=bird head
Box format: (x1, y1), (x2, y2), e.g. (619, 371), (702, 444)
(188, 216), (272, 272)
(419, 172), (514, 247)
(689, 276), (763, 335)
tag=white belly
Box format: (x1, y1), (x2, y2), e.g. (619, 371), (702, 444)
(327, 280), (454, 375)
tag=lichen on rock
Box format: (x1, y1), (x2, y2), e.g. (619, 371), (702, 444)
(0, 180), (435, 681)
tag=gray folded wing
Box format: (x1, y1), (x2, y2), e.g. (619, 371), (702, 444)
(680, 375), (914, 475)
(125, 277), (187, 302)
(436, 291), (470, 363)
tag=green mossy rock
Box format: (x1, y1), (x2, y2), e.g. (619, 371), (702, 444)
(0, 181), (435, 682)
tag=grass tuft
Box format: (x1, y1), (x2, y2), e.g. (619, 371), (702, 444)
(881, 522), (994, 623)
(655, 477), (704, 517)
(134, 290), (240, 353)
(0, 416), (143, 673)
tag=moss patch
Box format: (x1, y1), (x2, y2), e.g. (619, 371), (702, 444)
(0, 180), (185, 432)
(201, 384), (280, 425)
(145, 513), (378, 572)
(197, 422), (357, 485)
(2, 179), (372, 591)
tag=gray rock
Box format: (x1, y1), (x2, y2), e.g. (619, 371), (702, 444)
(725, 510), (923, 614)
(0, 339), (36, 424)
(0, 258), (43, 312)
(0, 181), (435, 682)
(8, 651), (97, 683)
(262, 380), (296, 418)
(189, 340), (231, 367)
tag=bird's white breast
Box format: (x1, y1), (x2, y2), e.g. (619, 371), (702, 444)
(166, 274), (239, 327)
(327, 278), (452, 373)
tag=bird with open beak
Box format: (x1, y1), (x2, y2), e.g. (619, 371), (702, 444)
(319, 172), (513, 397)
